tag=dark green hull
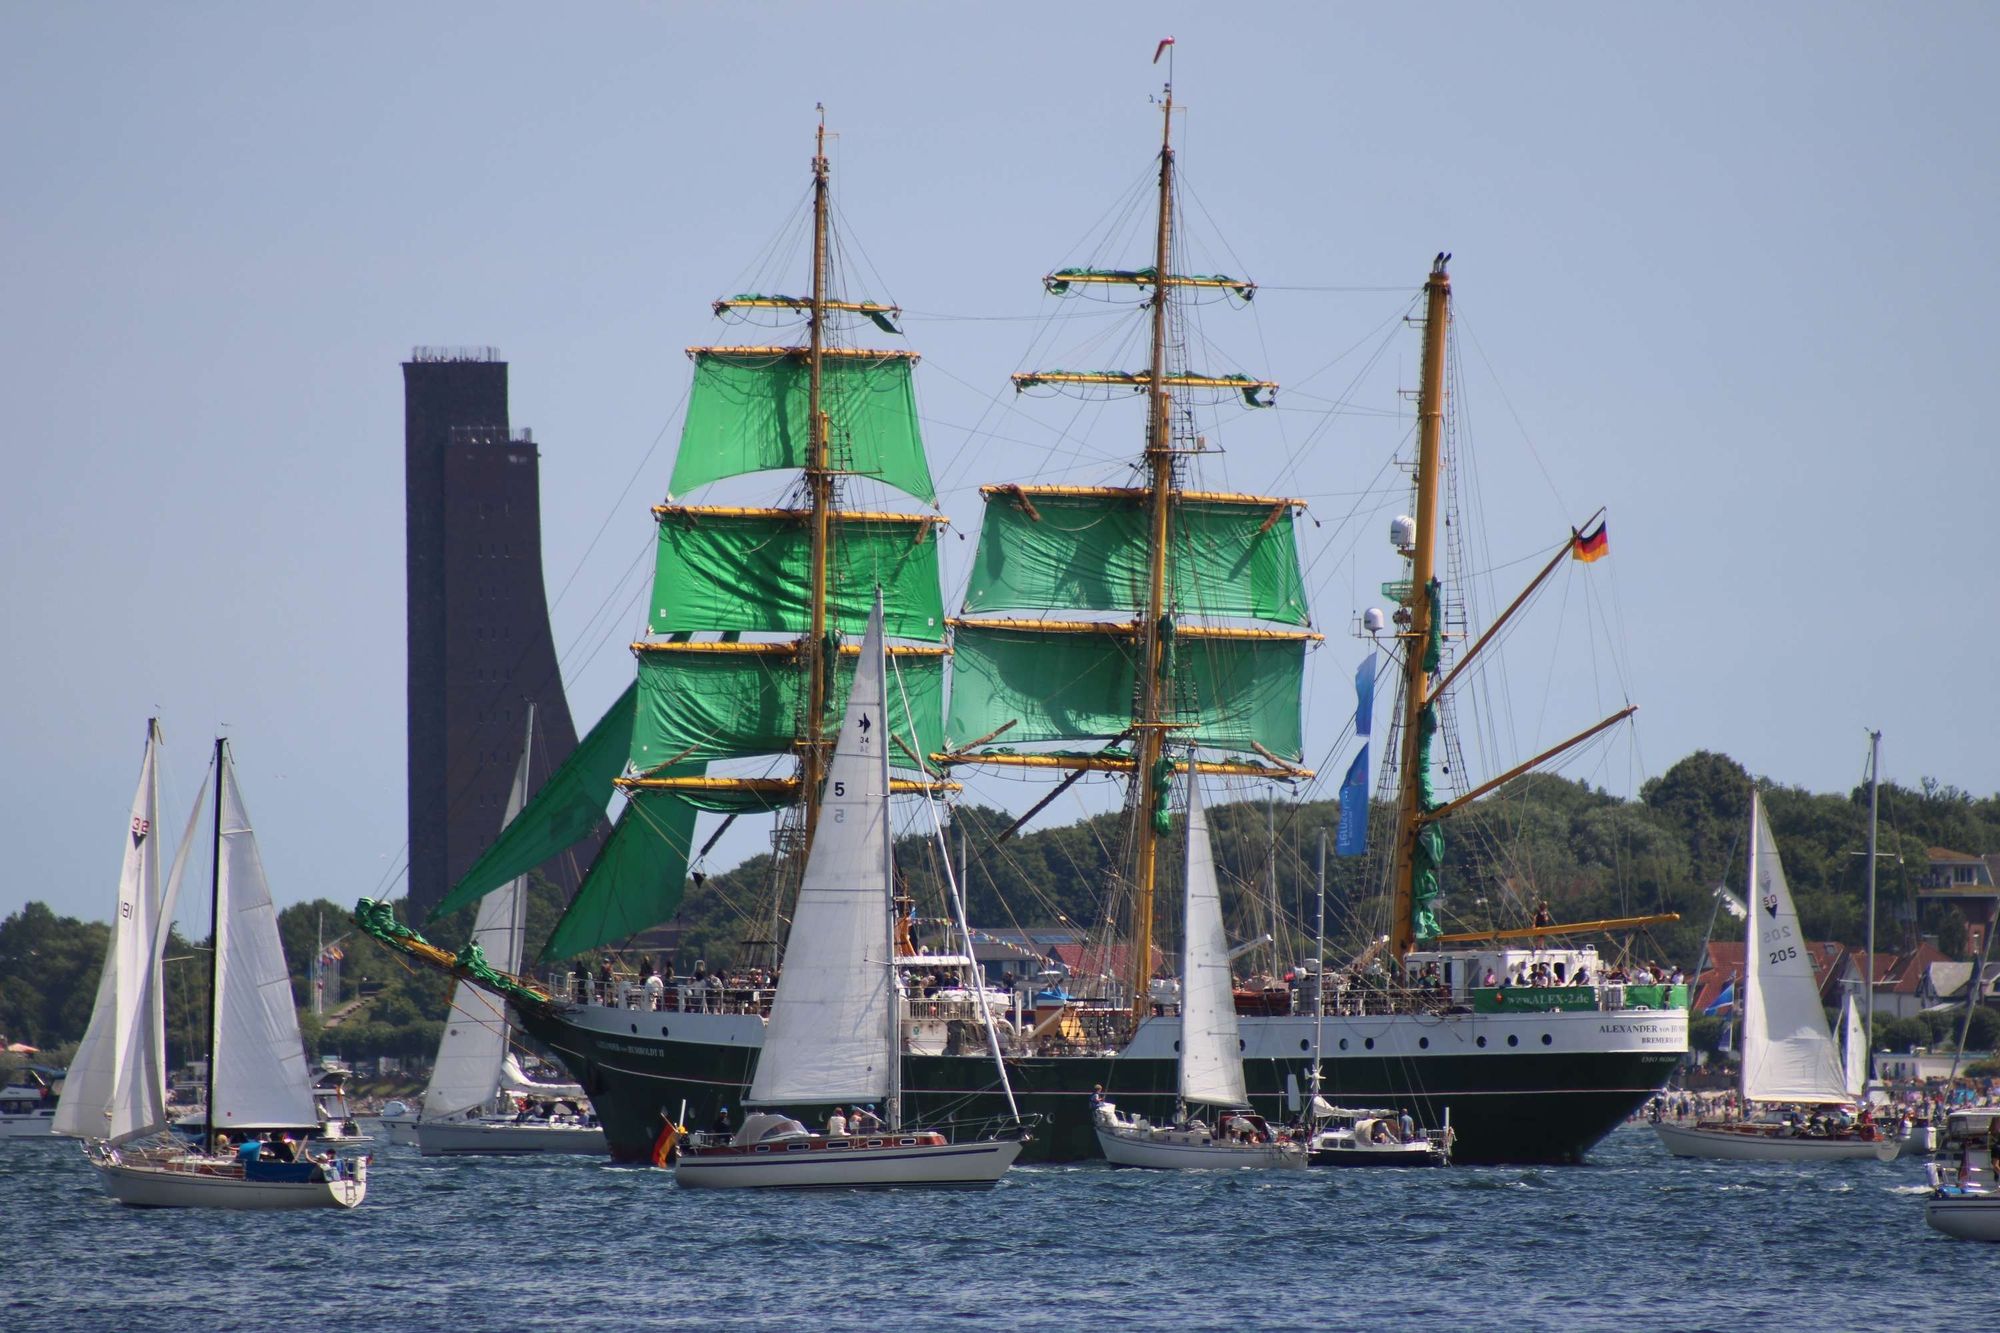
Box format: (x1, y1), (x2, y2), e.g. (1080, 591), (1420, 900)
(518, 1005), (1680, 1165)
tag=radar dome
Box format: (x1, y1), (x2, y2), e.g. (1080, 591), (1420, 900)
(1390, 515), (1417, 550)
(1362, 608), (1387, 633)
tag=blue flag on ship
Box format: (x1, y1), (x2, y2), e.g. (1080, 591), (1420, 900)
(1336, 745), (1369, 856)
(1355, 652), (1377, 738)
(1703, 980), (1736, 1015)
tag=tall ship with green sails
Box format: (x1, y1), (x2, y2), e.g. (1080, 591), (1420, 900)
(360, 89), (1686, 1165)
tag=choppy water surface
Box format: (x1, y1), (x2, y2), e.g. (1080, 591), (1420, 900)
(0, 1125), (1987, 1330)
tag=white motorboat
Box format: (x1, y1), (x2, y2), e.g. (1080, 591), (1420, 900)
(413, 1112), (606, 1157)
(56, 725), (367, 1209)
(1652, 792), (1893, 1164)
(676, 599), (1028, 1190)
(0, 1070), (60, 1138)
(1925, 1108), (2000, 1241)
(1305, 1105), (1450, 1167)
(1093, 775), (1305, 1172)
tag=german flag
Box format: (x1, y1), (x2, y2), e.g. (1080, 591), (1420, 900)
(1571, 518), (1609, 563)
(650, 1118), (682, 1167)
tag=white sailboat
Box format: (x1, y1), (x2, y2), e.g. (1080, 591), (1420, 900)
(1653, 791), (1894, 1163)
(414, 708), (607, 1158)
(1839, 992), (1867, 1102)
(1093, 774), (1305, 1171)
(72, 732), (368, 1208)
(675, 597), (1028, 1189)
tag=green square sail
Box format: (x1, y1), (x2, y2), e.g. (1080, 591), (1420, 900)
(963, 492), (1308, 624)
(946, 625), (1306, 759)
(427, 682), (639, 923)
(651, 512), (944, 641)
(538, 788), (698, 963)
(633, 649), (944, 771)
(945, 626), (1139, 747)
(669, 351), (936, 503)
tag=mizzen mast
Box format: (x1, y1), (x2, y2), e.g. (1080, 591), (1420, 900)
(1389, 256), (1451, 961)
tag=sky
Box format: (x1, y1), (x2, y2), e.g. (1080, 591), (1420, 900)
(4, 2), (1996, 927)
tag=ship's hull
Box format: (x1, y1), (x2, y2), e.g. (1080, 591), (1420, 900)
(0, 1110), (56, 1138)
(517, 1000), (1684, 1166)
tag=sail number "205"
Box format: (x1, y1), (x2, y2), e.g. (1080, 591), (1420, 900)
(1768, 945), (1797, 965)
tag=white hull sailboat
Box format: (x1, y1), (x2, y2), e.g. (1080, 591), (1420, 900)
(413, 708), (607, 1159)
(57, 727), (366, 1209)
(1094, 776), (1305, 1172)
(676, 596), (1027, 1189)
(1653, 791), (1891, 1165)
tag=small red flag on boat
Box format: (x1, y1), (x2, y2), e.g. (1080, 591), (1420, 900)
(1571, 518), (1609, 563)
(1154, 36), (1175, 64)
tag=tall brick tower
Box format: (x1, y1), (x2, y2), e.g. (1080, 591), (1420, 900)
(403, 347), (587, 918)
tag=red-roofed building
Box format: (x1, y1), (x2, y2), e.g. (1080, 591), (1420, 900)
(1048, 942), (1166, 987)
(1691, 939), (1944, 1017)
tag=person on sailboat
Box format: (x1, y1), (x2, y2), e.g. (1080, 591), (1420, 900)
(827, 1108), (848, 1137)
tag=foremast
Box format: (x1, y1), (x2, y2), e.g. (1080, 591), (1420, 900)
(425, 113), (951, 968)
(942, 69), (1314, 1032)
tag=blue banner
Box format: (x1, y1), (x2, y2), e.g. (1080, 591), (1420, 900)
(1336, 745), (1369, 856)
(1355, 652), (1377, 738)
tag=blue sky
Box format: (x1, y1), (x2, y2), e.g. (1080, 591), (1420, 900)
(4, 2), (1995, 925)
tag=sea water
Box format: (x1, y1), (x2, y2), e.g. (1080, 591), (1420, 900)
(0, 1125), (1984, 1330)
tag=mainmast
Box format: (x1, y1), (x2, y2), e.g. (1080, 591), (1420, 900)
(1389, 257), (1451, 961)
(1127, 83), (1177, 1029)
(203, 736), (224, 1152)
(802, 113), (834, 847)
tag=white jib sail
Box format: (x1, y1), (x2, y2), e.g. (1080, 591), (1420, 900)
(1741, 791), (1851, 1105)
(208, 746), (319, 1131)
(1840, 992), (1867, 1100)
(424, 711), (534, 1120)
(749, 601), (894, 1108)
(55, 721), (164, 1143)
(1179, 774), (1248, 1109)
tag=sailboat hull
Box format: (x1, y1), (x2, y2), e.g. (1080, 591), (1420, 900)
(520, 1001), (1681, 1165)
(1925, 1195), (2000, 1241)
(675, 1136), (1021, 1190)
(413, 1118), (607, 1157)
(1094, 1119), (1304, 1170)
(92, 1151), (367, 1209)
(1651, 1120), (1897, 1162)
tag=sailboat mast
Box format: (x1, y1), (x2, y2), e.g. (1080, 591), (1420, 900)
(203, 736), (224, 1151)
(802, 112), (835, 848)
(1311, 828), (1326, 1107)
(883, 648), (903, 1134)
(1127, 83), (1177, 1029)
(1864, 728), (1880, 1070)
(1389, 257), (1451, 961)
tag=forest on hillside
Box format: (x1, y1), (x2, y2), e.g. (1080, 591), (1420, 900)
(6, 748), (1999, 1072)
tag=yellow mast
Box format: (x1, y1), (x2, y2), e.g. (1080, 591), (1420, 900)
(1389, 256), (1451, 961)
(802, 112), (833, 847)
(1127, 83), (1177, 1029)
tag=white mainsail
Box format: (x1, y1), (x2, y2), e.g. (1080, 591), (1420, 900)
(423, 711), (534, 1120)
(1741, 791), (1851, 1105)
(55, 722), (165, 1143)
(1179, 775), (1248, 1109)
(1840, 992), (1867, 1100)
(749, 602), (894, 1108)
(208, 745), (319, 1131)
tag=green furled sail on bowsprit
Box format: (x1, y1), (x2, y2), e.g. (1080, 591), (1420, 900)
(428, 117), (949, 962)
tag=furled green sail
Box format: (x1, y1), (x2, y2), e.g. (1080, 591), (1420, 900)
(1411, 577), (1445, 943)
(668, 351), (936, 502)
(962, 492), (1308, 624)
(651, 511), (945, 641)
(632, 648), (945, 771)
(427, 682), (641, 923)
(539, 789), (699, 963)
(945, 625), (1307, 759)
